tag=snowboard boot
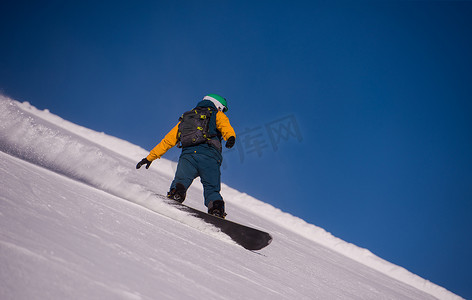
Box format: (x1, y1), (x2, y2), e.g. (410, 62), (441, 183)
(208, 200), (226, 219)
(167, 183), (186, 203)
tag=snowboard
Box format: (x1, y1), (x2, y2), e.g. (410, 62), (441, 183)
(157, 195), (272, 251)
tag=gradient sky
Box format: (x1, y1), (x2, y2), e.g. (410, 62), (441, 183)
(1, 1), (471, 298)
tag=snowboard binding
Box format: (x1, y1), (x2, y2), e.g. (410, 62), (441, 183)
(167, 183), (186, 203)
(208, 200), (227, 219)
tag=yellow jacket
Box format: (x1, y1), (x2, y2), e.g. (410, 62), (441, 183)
(146, 111), (235, 161)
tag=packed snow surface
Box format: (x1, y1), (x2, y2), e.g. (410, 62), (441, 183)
(0, 95), (462, 299)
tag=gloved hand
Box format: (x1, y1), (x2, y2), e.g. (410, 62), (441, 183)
(136, 158), (152, 169)
(225, 136), (236, 149)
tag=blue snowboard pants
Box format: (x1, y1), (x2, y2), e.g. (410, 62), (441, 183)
(170, 151), (222, 207)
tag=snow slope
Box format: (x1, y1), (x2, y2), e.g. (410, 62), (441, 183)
(0, 95), (462, 299)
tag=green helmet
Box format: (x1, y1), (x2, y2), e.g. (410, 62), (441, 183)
(203, 93), (228, 112)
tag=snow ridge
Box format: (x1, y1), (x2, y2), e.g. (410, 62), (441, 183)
(0, 95), (462, 299)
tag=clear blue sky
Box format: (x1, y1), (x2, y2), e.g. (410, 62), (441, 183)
(1, 0), (471, 298)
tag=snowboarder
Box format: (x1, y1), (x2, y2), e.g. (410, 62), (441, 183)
(136, 94), (236, 218)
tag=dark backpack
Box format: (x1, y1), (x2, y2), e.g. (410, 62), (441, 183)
(177, 107), (216, 148)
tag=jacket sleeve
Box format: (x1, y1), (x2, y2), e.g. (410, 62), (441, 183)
(216, 111), (236, 141)
(146, 123), (180, 161)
